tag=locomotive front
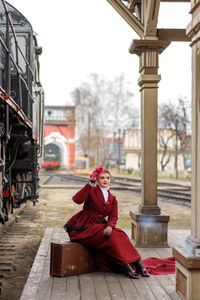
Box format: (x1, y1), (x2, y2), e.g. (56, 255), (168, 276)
(0, 0), (44, 224)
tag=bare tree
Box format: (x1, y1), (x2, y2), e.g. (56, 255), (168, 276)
(158, 98), (191, 179)
(158, 131), (174, 174)
(71, 73), (139, 166)
(178, 99), (191, 176)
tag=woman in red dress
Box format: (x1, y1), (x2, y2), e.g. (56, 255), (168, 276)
(64, 166), (150, 279)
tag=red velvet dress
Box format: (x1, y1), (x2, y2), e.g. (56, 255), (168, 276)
(64, 184), (141, 269)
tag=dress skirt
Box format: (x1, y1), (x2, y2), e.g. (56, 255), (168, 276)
(68, 223), (141, 266)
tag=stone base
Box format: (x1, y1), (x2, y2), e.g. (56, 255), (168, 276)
(130, 210), (170, 247)
(173, 247), (200, 300)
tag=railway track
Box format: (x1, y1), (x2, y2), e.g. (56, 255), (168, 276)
(0, 206), (37, 295)
(40, 172), (191, 206)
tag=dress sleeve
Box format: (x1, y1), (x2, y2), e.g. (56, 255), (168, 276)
(107, 197), (118, 228)
(72, 183), (91, 204)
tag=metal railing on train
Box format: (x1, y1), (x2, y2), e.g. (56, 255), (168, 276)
(0, 0), (34, 119)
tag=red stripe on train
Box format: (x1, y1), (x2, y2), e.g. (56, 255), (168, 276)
(43, 162), (60, 168)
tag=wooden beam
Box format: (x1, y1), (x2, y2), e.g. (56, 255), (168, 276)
(135, 4), (142, 19)
(122, 0), (140, 12)
(122, 0), (190, 2)
(106, 0), (144, 37)
(144, 0), (161, 37)
(161, 0), (190, 2)
(123, 0), (190, 3)
(127, 0), (137, 12)
(157, 29), (190, 41)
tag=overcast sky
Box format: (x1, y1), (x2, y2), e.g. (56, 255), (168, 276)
(7, 0), (191, 108)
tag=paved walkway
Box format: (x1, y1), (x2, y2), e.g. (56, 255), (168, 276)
(20, 228), (189, 300)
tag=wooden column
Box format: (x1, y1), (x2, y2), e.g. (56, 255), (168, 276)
(129, 40), (170, 247)
(186, 31), (200, 256)
(173, 3), (200, 299)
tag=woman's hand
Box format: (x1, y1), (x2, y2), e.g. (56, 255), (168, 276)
(103, 226), (112, 238)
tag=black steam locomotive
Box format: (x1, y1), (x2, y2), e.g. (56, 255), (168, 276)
(0, 0), (44, 224)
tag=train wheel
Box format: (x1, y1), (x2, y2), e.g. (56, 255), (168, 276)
(3, 197), (13, 221)
(0, 199), (5, 224)
(10, 196), (14, 214)
(3, 199), (9, 221)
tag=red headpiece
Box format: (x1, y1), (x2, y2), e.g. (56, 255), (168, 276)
(90, 165), (106, 180)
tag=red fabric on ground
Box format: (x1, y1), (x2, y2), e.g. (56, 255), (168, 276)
(95, 256), (175, 275)
(143, 257), (175, 275)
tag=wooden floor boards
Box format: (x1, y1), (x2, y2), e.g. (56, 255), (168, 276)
(20, 228), (190, 300)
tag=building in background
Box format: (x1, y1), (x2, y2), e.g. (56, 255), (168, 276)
(123, 128), (191, 175)
(104, 137), (125, 170)
(123, 129), (141, 172)
(44, 106), (75, 169)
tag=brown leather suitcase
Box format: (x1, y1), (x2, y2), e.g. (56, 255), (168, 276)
(50, 241), (95, 277)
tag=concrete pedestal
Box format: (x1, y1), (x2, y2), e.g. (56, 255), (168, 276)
(173, 247), (200, 300)
(130, 210), (170, 247)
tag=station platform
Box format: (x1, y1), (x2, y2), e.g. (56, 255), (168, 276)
(19, 227), (190, 300)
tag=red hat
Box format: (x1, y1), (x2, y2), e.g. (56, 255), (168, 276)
(90, 165), (106, 180)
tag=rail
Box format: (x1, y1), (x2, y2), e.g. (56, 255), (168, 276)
(39, 172), (191, 206)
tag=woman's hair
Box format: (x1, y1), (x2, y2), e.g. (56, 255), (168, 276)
(105, 170), (111, 177)
(96, 169), (111, 180)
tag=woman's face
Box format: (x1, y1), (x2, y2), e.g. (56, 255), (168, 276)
(96, 172), (111, 188)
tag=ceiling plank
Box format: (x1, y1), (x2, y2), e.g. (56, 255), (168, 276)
(123, 0), (190, 4)
(122, 0), (190, 2)
(106, 0), (144, 37)
(161, 0), (190, 2)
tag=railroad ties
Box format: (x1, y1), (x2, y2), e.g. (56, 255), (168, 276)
(0, 207), (37, 294)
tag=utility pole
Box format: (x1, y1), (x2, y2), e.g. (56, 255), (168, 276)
(118, 129), (121, 173)
(113, 132), (116, 169)
(87, 110), (90, 159)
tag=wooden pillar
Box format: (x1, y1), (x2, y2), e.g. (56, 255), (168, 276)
(186, 28), (200, 256)
(173, 4), (200, 299)
(129, 40), (170, 247)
